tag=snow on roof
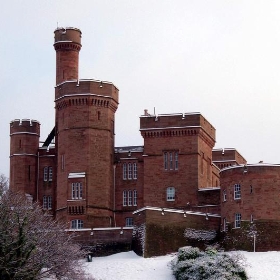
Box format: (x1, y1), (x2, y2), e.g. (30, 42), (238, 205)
(133, 206), (220, 218)
(198, 187), (220, 192)
(68, 172), (86, 178)
(115, 146), (144, 153)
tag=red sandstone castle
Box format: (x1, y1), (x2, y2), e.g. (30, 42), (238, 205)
(9, 27), (280, 256)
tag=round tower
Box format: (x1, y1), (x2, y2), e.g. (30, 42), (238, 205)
(54, 27), (82, 85)
(10, 119), (40, 198)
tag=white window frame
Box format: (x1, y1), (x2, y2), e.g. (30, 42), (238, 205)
(234, 184), (241, 200)
(71, 219), (83, 229)
(235, 213), (241, 228)
(43, 195), (47, 209)
(167, 187), (175, 201)
(128, 163), (132, 180)
(133, 163), (137, 179)
(123, 163), (127, 180)
(223, 217), (227, 232)
(123, 190), (127, 206)
(43, 167), (48, 182)
(47, 196), (52, 209)
(48, 167), (53, 182)
(133, 190), (137, 206)
(71, 182), (82, 200)
(125, 217), (133, 227)
(128, 190), (132, 206)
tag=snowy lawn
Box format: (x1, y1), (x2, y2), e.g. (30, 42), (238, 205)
(84, 251), (280, 280)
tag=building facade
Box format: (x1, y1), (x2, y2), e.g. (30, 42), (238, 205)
(9, 27), (280, 254)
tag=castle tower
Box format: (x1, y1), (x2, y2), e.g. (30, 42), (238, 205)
(54, 28), (119, 227)
(140, 112), (216, 208)
(10, 119), (40, 198)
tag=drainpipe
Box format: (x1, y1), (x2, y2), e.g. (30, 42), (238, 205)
(36, 151), (39, 201)
(113, 164), (116, 227)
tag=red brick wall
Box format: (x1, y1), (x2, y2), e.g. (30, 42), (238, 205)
(10, 119), (40, 197)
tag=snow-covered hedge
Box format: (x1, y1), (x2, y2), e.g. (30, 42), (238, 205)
(171, 246), (248, 280)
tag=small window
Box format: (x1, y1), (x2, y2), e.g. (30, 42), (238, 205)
(223, 217), (227, 232)
(128, 163), (132, 180)
(71, 219), (83, 229)
(133, 190), (137, 206)
(166, 187), (175, 201)
(43, 167), (48, 182)
(48, 167), (53, 182)
(123, 163), (127, 180)
(223, 190), (227, 202)
(133, 163), (137, 179)
(123, 190), (127, 206)
(125, 217), (133, 227)
(175, 152), (178, 170)
(128, 190), (132, 206)
(43, 196), (52, 210)
(169, 152), (173, 170)
(234, 184), (241, 200)
(235, 213), (241, 228)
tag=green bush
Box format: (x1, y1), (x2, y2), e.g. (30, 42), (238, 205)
(171, 246), (248, 280)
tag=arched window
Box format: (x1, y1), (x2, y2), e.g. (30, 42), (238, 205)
(166, 187), (175, 201)
(71, 219), (83, 229)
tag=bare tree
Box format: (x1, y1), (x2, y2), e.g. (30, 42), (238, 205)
(0, 191), (93, 280)
(0, 174), (9, 195)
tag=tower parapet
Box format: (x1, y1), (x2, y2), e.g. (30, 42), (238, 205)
(54, 27), (82, 85)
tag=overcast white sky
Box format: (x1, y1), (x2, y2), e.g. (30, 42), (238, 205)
(1, 0), (280, 177)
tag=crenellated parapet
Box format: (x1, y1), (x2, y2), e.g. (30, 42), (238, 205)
(10, 119), (40, 136)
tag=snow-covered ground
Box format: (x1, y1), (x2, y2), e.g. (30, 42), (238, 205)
(84, 250), (280, 280)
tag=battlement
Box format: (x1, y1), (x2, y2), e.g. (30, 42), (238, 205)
(54, 27), (82, 49)
(10, 119), (40, 135)
(140, 111), (215, 141)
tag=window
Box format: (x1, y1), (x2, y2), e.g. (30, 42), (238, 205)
(123, 190), (127, 206)
(125, 217), (133, 227)
(223, 190), (227, 202)
(128, 163), (132, 180)
(128, 190), (132, 206)
(234, 184), (241, 200)
(43, 167), (48, 182)
(175, 152), (178, 170)
(169, 152), (173, 170)
(166, 187), (175, 201)
(43, 195), (52, 210)
(71, 219), (83, 229)
(133, 190), (137, 206)
(43, 167), (53, 182)
(235, 213), (241, 228)
(71, 182), (83, 199)
(48, 167), (53, 181)
(123, 163), (127, 180)
(223, 217), (227, 232)
(164, 151), (178, 170)
(133, 163), (137, 179)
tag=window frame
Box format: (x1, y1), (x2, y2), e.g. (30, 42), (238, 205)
(235, 213), (241, 228)
(234, 183), (241, 200)
(123, 163), (127, 180)
(123, 190), (127, 206)
(43, 167), (48, 182)
(128, 190), (132, 206)
(133, 163), (137, 179)
(166, 187), (175, 201)
(128, 163), (132, 180)
(223, 189), (227, 202)
(133, 190), (137, 206)
(71, 219), (84, 229)
(125, 217), (133, 227)
(71, 182), (82, 200)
